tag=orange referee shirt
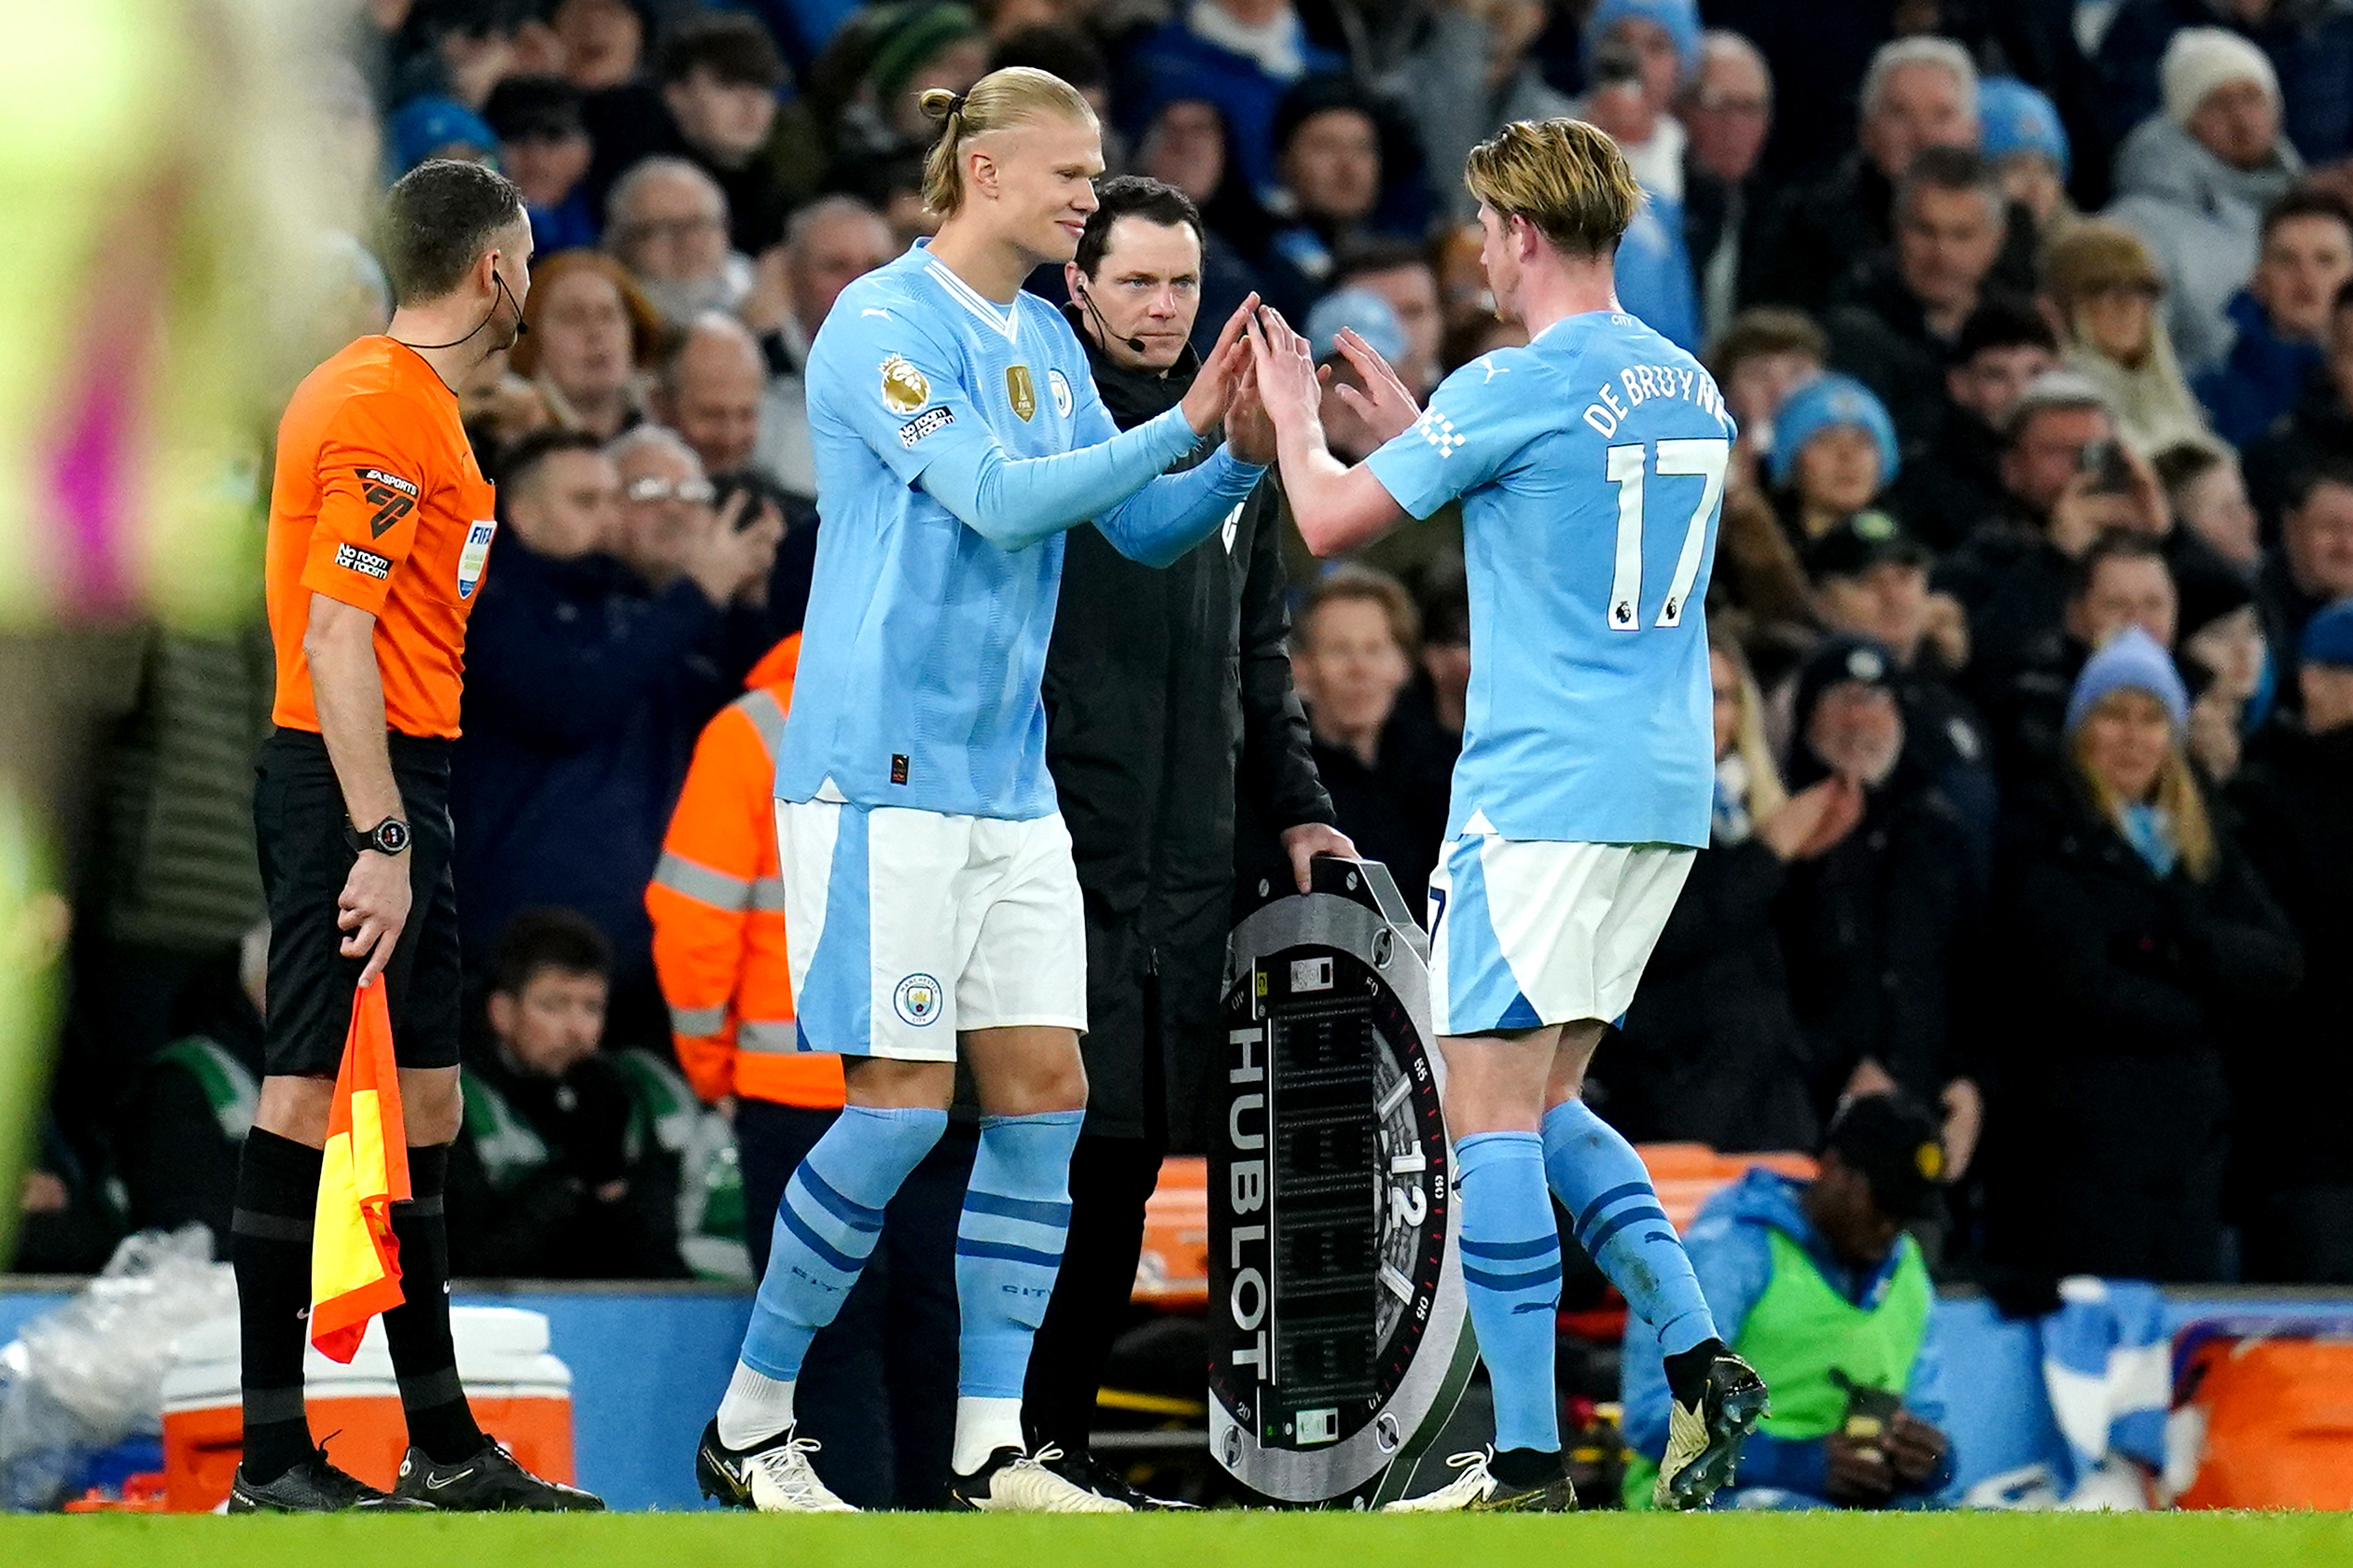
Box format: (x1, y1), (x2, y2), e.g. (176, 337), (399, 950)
(266, 336), (497, 739)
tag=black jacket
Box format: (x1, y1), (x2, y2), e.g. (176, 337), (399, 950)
(2227, 719), (2353, 1192)
(1978, 777), (2301, 1282)
(1775, 756), (1977, 1114)
(1752, 152), (2040, 318)
(1825, 262), (2033, 454)
(1042, 309), (1333, 1148)
(2242, 372), (2353, 541)
(1604, 836), (1823, 1154)
(1886, 404), (2010, 554)
(453, 541), (763, 1007)
(445, 1046), (689, 1281)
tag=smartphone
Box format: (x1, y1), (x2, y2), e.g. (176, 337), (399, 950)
(1590, 37), (1643, 89)
(711, 469), (790, 531)
(1830, 1368), (1901, 1443)
(2079, 437), (2134, 496)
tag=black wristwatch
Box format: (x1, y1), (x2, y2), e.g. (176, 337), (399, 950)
(344, 817), (412, 857)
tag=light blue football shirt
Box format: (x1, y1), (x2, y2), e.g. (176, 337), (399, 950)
(1364, 310), (1736, 849)
(778, 243), (1254, 820)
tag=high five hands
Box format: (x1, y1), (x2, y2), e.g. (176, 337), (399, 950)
(1243, 306), (1423, 452)
(1179, 292), (1260, 437)
(1184, 298), (1424, 464)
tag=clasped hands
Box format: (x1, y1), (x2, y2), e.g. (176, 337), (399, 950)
(1181, 298), (1425, 467)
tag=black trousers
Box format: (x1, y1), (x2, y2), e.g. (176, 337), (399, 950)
(735, 1099), (973, 1509)
(1023, 1132), (1166, 1457)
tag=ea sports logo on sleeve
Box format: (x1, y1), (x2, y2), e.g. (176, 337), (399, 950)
(894, 973), (943, 1026)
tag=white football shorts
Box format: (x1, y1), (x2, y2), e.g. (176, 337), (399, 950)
(1427, 835), (1695, 1038)
(776, 792), (1087, 1062)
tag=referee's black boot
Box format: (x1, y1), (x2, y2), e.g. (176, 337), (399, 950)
(228, 1449), (433, 1512)
(391, 1440), (606, 1511)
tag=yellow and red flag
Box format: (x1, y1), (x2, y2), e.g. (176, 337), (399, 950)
(309, 978), (410, 1363)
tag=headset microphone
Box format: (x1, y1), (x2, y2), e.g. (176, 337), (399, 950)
(1078, 282), (1146, 355)
(500, 271), (530, 339)
(396, 269), (527, 351)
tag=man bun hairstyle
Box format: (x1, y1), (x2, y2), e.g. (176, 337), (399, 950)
(1463, 118), (1641, 262)
(1075, 174), (1204, 278)
(379, 158), (527, 308)
(919, 65), (1097, 218)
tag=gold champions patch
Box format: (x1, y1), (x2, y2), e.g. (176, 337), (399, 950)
(1006, 364), (1037, 422)
(881, 354), (930, 415)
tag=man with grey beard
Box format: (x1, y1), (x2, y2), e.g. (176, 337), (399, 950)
(606, 156), (755, 326)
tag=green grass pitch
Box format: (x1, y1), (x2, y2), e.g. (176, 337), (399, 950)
(11, 1510), (2353, 1568)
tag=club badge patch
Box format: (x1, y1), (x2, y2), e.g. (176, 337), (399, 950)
(881, 354), (930, 415)
(894, 973), (943, 1026)
(1048, 368), (1073, 419)
(1005, 364), (1037, 422)
(456, 520), (496, 601)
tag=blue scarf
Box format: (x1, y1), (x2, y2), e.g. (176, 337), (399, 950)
(1712, 754), (1755, 846)
(2118, 803), (2178, 878)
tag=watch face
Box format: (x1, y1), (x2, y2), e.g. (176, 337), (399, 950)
(1210, 907), (1458, 1502)
(375, 820), (410, 853)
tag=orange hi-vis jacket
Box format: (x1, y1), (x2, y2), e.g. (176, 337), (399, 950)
(647, 634), (844, 1109)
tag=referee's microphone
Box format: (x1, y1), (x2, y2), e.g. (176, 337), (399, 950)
(497, 271), (530, 339)
(396, 269), (528, 351)
(1077, 283), (1144, 356)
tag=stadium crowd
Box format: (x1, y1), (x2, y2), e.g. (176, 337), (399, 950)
(18, 0), (2353, 1330)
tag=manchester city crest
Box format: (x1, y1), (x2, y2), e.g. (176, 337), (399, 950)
(894, 973), (943, 1026)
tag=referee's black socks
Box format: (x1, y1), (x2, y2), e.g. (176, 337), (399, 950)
(383, 1142), (489, 1464)
(231, 1129), (324, 1484)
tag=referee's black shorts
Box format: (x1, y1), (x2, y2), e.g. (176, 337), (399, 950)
(253, 728), (462, 1076)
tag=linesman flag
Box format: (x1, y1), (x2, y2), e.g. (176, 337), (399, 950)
(309, 978), (411, 1362)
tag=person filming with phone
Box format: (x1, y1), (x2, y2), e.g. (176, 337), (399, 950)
(1934, 371), (2230, 785)
(1618, 1094), (1957, 1510)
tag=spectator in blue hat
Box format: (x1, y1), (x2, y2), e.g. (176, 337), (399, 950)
(1977, 76), (2074, 237)
(1978, 624), (2299, 1284)
(1572, 0), (1704, 352)
(388, 94), (502, 176)
(2230, 599), (2353, 1282)
(1579, 0), (1702, 201)
(1767, 372), (1900, 549)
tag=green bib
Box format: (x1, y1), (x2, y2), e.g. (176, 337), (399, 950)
(1622, 1226), (1931, 1507)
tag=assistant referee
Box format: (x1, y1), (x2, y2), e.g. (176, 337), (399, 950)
(230, 160), (597, 1513)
